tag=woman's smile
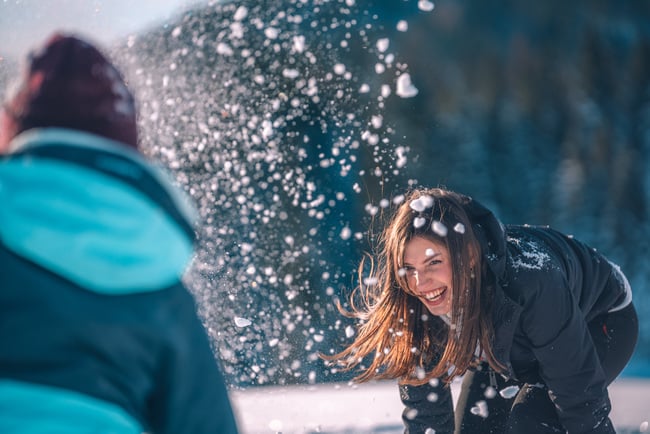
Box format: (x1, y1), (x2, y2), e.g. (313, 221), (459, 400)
(421, 286), (448, 302)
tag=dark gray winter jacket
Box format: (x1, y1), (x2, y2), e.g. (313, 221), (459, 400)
(399, 198), (628, 434)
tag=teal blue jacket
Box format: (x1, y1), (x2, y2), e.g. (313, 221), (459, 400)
(0, 128), (239, 433)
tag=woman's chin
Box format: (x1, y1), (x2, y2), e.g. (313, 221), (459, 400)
(422, 295), (451, 317)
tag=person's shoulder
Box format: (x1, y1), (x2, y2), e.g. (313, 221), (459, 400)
(500, 226), (570, 304)
(504, 225), (565, 275)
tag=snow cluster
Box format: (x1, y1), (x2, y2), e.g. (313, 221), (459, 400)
(507, 235), (553, 271)
(115, 0), (436, 388)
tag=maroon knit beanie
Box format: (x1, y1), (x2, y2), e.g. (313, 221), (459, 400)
(4, 33), (138, 149)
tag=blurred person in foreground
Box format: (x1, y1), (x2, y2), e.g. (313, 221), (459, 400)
(324, 187), (638, 433)
(0, 33), (239, 433)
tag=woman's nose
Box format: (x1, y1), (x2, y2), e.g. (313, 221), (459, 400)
(413, 270), (430, 287)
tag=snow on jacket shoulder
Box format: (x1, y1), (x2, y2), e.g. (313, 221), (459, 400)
(0, 128), (239, 433)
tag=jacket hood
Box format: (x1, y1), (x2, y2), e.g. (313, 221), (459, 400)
(462, 196), (521, 377)
(462, 197), (508, 284)
(0, 128), (197, 294)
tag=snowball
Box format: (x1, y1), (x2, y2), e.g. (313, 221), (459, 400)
(499, 385), (520, 399)
(484, 386), (497, 399)
(381, 84), (392, 98)
(282, 69), (300, 79)
(216, 42), (234, 56)
(376, 38), (390, 53)
(396, 146), (408, 168)
(293, 35), (305, 52)
(234, 317), (252, 327)
(397, 20), (409, 32)
(233, 5), (248, 21)
(453, 223), (466, 234)
(396, 73), (419, 98)
(230, 22), (244, 39)
(432, 221), (448, 237)
(361, 130), (379, 145)
(404, 408), (418, 420)
(418, 0), (435, 12)
(470, 400), (488, 418)
(414, 217), (426, 228)
(264, 27), (280, 40)
(409, 195), (434, 212)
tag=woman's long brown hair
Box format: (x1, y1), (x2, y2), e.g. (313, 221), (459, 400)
(322, 188), (505, 385)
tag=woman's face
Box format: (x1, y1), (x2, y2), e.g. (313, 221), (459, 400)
(403, 236), (453, 316)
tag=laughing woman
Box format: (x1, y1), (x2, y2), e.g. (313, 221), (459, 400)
(324, 188), (637, 434)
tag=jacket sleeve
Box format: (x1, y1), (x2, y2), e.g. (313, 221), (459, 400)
(149, 287), (240, 434)
(398, 380), (454, 434)
(520, 269), (614, 434)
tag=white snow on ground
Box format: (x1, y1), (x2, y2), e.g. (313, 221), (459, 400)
(230, 378), (650, 434)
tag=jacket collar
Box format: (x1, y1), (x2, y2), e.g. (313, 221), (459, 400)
(462, 196), (508, 285)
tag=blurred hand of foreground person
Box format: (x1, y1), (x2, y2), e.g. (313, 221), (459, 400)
(0, 33), (239, 434)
